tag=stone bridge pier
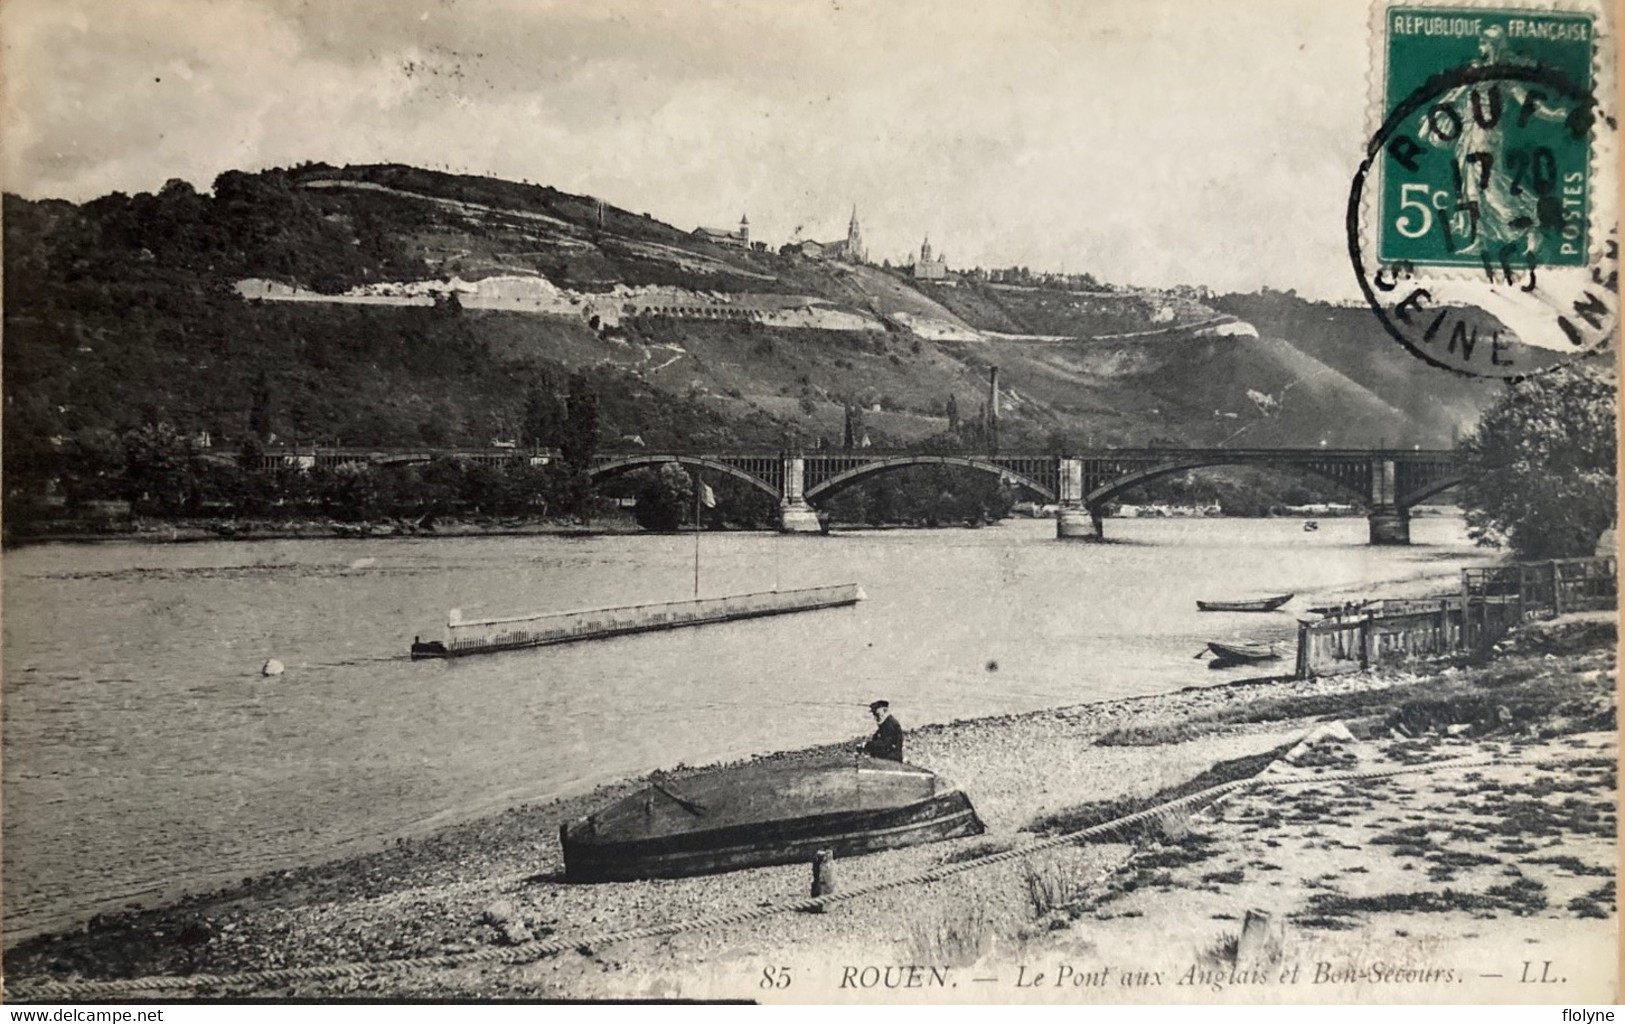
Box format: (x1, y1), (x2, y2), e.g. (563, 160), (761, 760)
(778, 454), (823, 533)
(1055, 457), (1100, 540)
(1367, 457), (1411, 545)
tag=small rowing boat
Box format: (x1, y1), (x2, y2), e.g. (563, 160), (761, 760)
(1205, 639), (1279, 663)
(1197, 593), (1293, 612)
(560, 756), (984, 882)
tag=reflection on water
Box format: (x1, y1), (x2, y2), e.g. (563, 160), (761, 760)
(2, 515), (1492, 938)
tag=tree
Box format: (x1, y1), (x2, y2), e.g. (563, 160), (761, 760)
(628, 464), (690, 531)
(843, 404), (865, 450)
(248, 369), (273, 440)
(1457, 367), (1616, 559)
(946, 393), (960, 434)
(561, 373), (600, 472)
(560, 372), (600, 514)
(123, 423), (199, 514)
(521, 374), (565, 448)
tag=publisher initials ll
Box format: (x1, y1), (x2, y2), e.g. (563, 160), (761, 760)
(1521, 960), (1561, 984)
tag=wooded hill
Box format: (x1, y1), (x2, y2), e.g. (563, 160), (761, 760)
(4, 163), (1500, 516)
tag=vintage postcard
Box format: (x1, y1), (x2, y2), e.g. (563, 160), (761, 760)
(1, 0), (1617, 1008)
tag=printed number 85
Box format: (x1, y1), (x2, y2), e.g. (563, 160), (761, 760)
(1395, 183), (1452, 239)
(760, 966), (793, 989)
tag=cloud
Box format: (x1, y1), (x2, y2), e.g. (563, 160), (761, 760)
(2, 0), (1376, 298)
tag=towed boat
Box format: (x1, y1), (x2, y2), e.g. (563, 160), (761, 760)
(1197, 593), (1293, 612)
(1206, 639), (1279, 663)
(560, 756), (984, 882)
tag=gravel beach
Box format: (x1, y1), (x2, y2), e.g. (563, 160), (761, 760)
(4, 614), (1615, 1003)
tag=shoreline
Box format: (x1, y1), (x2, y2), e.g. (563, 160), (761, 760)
(5, 612), (1613, 1000)
(4, 507), (1452, 548)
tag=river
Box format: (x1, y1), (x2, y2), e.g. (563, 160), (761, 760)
(2, 514), (1493, 941)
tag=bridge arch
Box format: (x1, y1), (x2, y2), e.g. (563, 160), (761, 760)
(805, 455), (1057, 504)
(588, 454), (782, 502)
(1083, 456), (1369, 509)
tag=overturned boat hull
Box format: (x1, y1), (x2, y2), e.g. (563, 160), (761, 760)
(561, 756), (984, 882)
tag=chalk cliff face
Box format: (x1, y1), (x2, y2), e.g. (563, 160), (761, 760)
(236, 275), (887, 332)
(5, 162), (1500, 456)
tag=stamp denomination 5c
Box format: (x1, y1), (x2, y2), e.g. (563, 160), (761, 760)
(1351, 1), (1617, 378)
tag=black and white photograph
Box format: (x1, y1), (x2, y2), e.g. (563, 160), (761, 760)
(1, 0), (1617, 1006)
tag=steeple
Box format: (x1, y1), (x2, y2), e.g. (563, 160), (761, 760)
(846, 206), (864, 263)
(739, 213), (749, 244)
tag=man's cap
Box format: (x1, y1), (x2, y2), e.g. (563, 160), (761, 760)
(869, 700), (889, 712)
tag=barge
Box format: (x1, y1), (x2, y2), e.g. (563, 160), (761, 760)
(411, 583), (864, 658)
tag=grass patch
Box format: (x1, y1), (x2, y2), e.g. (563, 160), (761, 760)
(1296, 876), (1548, 925)
(1098, 690), (1405, 746)
(906, 903), (999, 965)
(1481, 798), (1615, 839)
(1023, 857), (1089, 919)
(1568, 896), (1612, 919)
(1429, 851), (1502, 869)
(1525, 855), (1612, 876)
(1026, 743), (1294, 837)
(940, 839), (1017, 865)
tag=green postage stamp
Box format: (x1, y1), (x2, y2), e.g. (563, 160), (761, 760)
(1353, 0), (1617, 377)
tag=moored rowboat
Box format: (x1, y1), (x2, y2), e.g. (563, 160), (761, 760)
(560, 756), (984, 882)
(1196, 593), (1293, 612)
(1206, 639), (1279, 663)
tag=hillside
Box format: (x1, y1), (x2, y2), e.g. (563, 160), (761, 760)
(1212, 291), (1501, 444)
(4, 164), (1499, 505)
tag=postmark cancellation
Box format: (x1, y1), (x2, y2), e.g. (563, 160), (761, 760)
(1353, 0), (1618, 378)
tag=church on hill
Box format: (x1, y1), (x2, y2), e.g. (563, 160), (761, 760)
(785, 208), (867, 263)
(913, 235), (947, 281)
(691, 214), (750, 248)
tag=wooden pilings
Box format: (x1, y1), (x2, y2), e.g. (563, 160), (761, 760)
(1296, 555), (1617, 678)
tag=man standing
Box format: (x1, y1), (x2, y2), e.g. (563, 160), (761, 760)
(862, 700), (904, 762)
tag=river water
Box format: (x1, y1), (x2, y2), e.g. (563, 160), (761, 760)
(2, 515), (1492, 940)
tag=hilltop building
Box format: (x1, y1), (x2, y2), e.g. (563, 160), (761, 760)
(692, 214), (750, 248)
(913, 236), (947, 281)
(784, 208), (866, 263)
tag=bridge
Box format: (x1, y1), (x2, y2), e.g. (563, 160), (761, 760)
(588, 447), (1458, 544)
(255, 445), (1460, 544)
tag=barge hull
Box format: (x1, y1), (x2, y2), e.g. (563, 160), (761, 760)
(412, 583), (863, 659)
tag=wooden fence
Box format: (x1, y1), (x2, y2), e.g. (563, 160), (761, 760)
(1295, 556), (1616, 679)
(1461, 556), (1619, 618)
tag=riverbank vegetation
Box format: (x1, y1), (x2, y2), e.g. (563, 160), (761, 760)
(1457, 366), (1617, 559)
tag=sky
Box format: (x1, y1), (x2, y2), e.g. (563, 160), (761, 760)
(2, 0), (1376, 298)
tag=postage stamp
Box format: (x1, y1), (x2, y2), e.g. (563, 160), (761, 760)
(1351, 1), (1618, 377)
